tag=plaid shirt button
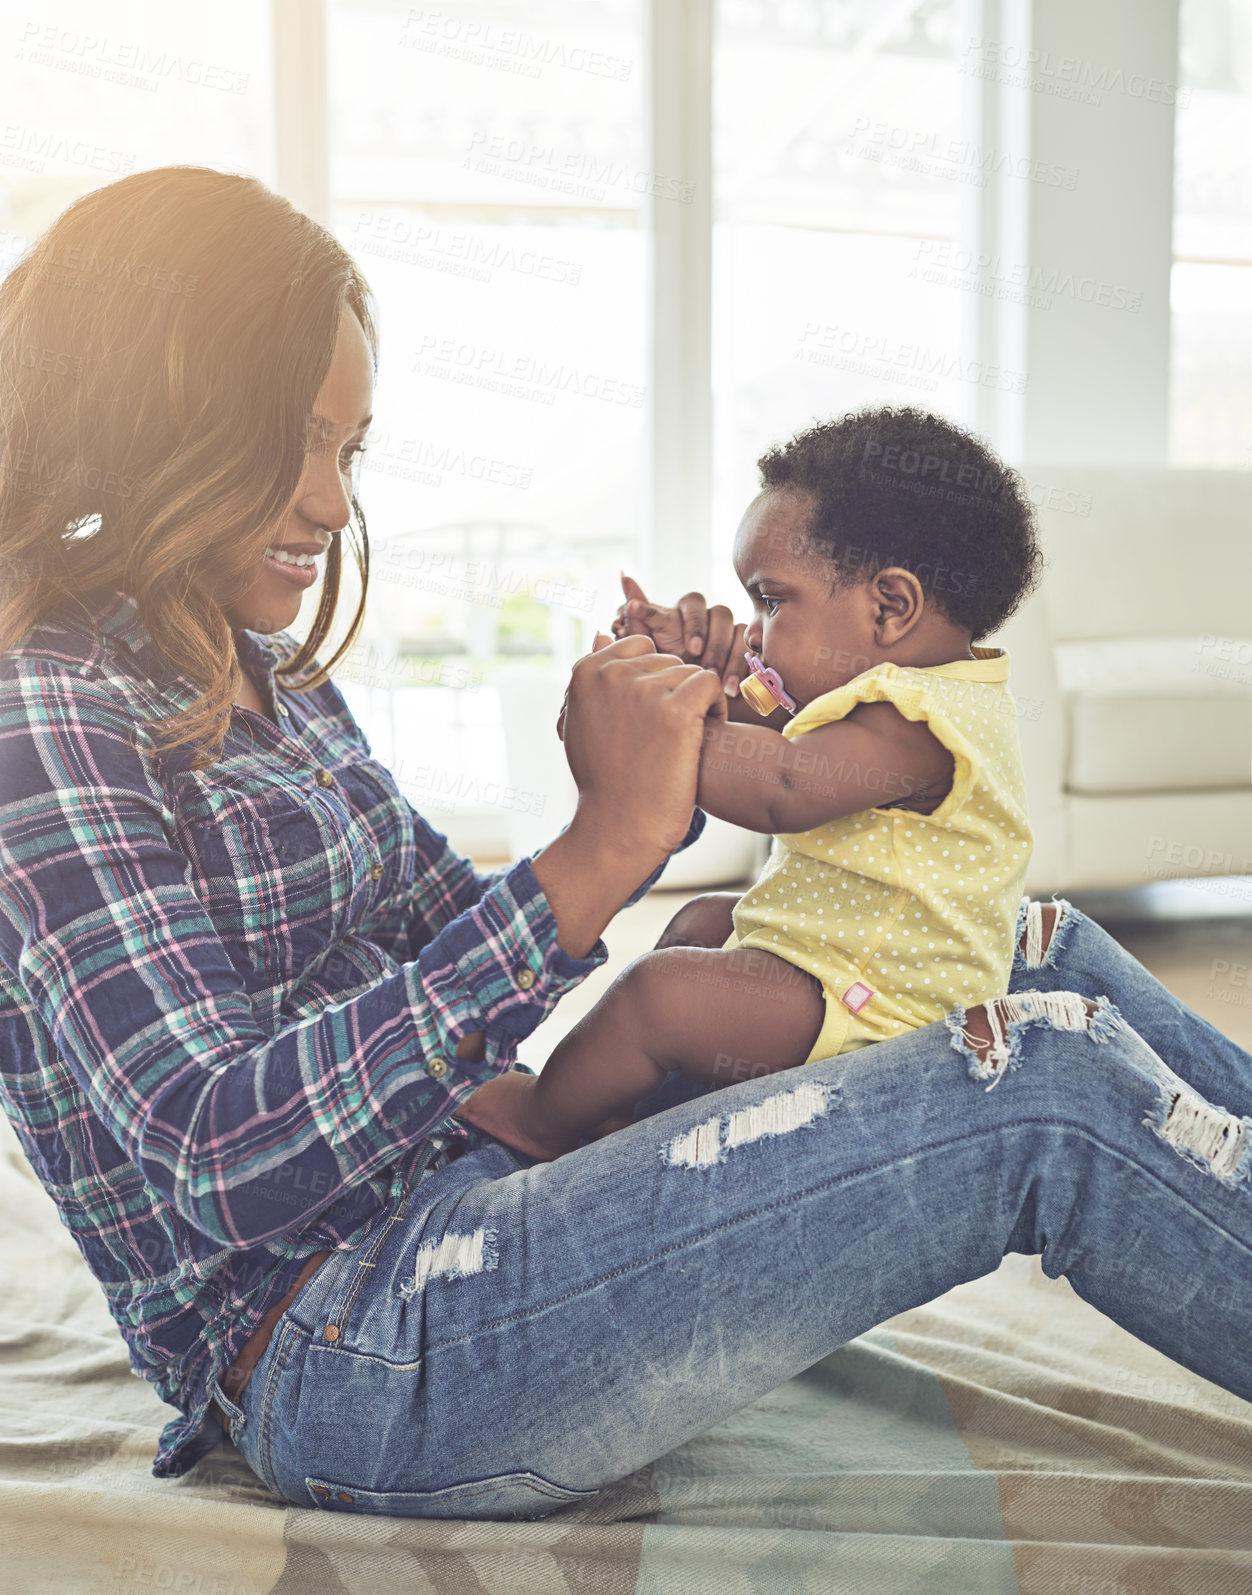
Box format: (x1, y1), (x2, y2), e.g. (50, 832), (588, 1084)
(426, 1055), (449, 1079)
(315, 769), (335, 788)
(514, 966), (536, 990)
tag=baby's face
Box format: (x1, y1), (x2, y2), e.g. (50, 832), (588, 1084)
(732, 488), (878, 710)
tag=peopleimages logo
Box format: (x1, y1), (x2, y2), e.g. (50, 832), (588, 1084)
(360, 428), (533, 491)
(15, 23), (250, 94)
(958, 36), (1190, 108)
(860, 440), (1005, 495)
(34, 241), (197, 296)
(18, 344), (85, 378)
(1145, 836), (1252, 876)
(0, 124), (136, 175)
(910, 241), (1143, 314)
(796, 320), (1027, 394)
(464, 131), (695, 203)
(0, 443), (143, 498)
(373, 545), (595, 615)
(401, 10), (633, 81)
(350, 214), (583, 287)
(413, 335), (645, 409)
(845, 117), (1079, 191)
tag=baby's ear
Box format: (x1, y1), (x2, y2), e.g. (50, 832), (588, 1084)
(873, 567), (925, 640)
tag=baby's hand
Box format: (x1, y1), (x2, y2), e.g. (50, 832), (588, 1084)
(613, 575), (750, 697)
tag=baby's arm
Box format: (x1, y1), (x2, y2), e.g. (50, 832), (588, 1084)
(697, 701), (954, 833)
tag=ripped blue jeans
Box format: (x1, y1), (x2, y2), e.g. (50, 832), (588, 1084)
(212, 900), (1252, 1518)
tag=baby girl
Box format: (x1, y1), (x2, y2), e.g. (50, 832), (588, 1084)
(455, 406), (1041, 1160)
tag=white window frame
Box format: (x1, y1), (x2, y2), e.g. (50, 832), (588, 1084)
(271, 0), (717, 600)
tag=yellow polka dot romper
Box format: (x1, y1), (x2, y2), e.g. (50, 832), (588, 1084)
(725, 648), (1033, 1064)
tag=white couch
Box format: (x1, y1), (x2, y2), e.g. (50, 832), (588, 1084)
(994, 468), (1252, 892)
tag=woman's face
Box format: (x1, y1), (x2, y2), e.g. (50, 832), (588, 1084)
(221, 303), (374, 636)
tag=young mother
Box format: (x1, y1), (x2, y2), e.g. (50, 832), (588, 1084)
(0, 168), (1247, 1518)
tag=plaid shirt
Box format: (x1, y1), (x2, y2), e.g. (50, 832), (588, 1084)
(0, 586), (702, 1478)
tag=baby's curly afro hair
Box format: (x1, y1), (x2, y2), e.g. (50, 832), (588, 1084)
(757, 406), (1043, 639)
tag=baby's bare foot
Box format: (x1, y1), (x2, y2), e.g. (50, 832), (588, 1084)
(452, 1071), (578, 1162)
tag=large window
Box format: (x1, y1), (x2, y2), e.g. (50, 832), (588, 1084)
(1171, 0), (1252, 465)
(4, 0), (1248, 854)
(711, 0), (963, 594)
(324, 0), (645, 848)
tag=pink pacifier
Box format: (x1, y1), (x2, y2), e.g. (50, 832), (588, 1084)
(739, 652), (797, 717)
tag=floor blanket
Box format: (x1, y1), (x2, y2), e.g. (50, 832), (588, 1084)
(3, 1109), (1249, 1595)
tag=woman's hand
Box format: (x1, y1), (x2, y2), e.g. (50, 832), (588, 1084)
(612, 575), (751, 699)
(554, 629), (612, 744)
(534, 634), (727, 958)
(562, 634), (727, 861)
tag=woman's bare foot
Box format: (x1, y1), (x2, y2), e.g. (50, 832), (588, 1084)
(452, 1071), (579, 1162)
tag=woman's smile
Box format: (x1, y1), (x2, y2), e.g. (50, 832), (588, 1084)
(261, 543), (323, 589)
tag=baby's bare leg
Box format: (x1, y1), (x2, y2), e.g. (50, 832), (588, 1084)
(457, 947), (826, 1161)
(654, 891), (739, 950)
(576, 892), (742, 1143)
(615, 945), (826, 1090)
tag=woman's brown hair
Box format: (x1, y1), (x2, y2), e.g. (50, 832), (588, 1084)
(0, 165), (377, 770)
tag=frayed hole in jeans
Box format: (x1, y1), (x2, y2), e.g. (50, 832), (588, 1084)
(948, 990), (1102, 1090)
